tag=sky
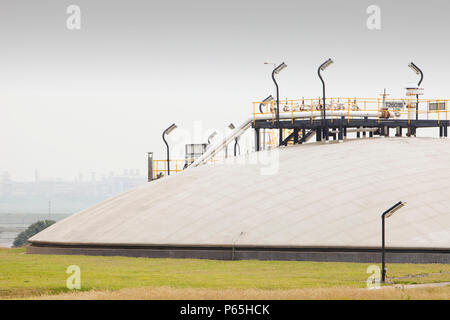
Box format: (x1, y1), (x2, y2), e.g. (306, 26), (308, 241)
(1, 0), (450, 180)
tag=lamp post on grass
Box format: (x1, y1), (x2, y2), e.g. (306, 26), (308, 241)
(381, 201), (407, 283)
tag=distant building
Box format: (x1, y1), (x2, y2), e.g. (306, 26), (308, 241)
(0, 170), (146, 214)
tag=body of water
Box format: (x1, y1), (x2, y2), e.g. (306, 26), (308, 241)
(0, 213), (70, 248)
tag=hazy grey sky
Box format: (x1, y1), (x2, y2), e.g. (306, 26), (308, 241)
(1, 0), (450, 180)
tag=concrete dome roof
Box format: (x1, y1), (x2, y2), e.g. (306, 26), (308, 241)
(30, 137), (450, 250)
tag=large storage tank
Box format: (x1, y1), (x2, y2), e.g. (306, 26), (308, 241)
(28, 137), (450, 263)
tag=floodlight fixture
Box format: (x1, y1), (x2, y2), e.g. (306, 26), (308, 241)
(408, 62), (421, 76)
(259, 95), (274, 113)
(384, 201), (406, 219)
(207, 131), (217, 144)
(273, 62), (287, 75)
(319, 58), (334, 71)
(262, 95), (274, 104)
(164, 123), (177, 135)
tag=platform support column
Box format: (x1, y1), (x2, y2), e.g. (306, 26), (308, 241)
(302, 127), (306, 144)
(255, 128), (260, 151)
(279, 128), (283, 146)
(363, 117), (367, 137)
(293, 128), (299, 144)
(323, 121), (329, 141)
(316, 128), (322, 142)
(445, 126), (448, 137)
(147, 152), (154, 182)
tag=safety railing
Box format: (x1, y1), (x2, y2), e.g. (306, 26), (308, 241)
(253, 97), (450, 125)
(152, 158), (220, 179)
(152, 159), (191, 179)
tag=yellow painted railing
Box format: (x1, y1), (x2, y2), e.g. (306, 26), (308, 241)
(152, 158), (219, 179)
(253, 97), (449, 125)
(152, 159), (190, 179)
(153, 98), (449, 179)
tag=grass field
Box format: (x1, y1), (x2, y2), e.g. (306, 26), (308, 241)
(32, 286), (450, 300)
(0, 248), (449, 299)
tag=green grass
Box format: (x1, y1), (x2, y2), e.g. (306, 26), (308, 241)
(0, 248), (449, 299)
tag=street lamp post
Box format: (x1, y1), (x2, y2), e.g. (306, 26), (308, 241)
(147, 152), (154, 182)
(234, 136), (240, 156)
(162, 123), (177, 176)
(381, 201), (407, 283)
(271, 62), (287, 146)
(318, 58), (334, 141)
(259, 95), (274, 150)
(225, 123), (235, 158)
(229, 121), (241, 157)
(408, 62), (424, 121)
(264, 62), (277, 102)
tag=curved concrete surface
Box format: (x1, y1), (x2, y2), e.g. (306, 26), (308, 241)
(28, 137), (450, 262)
